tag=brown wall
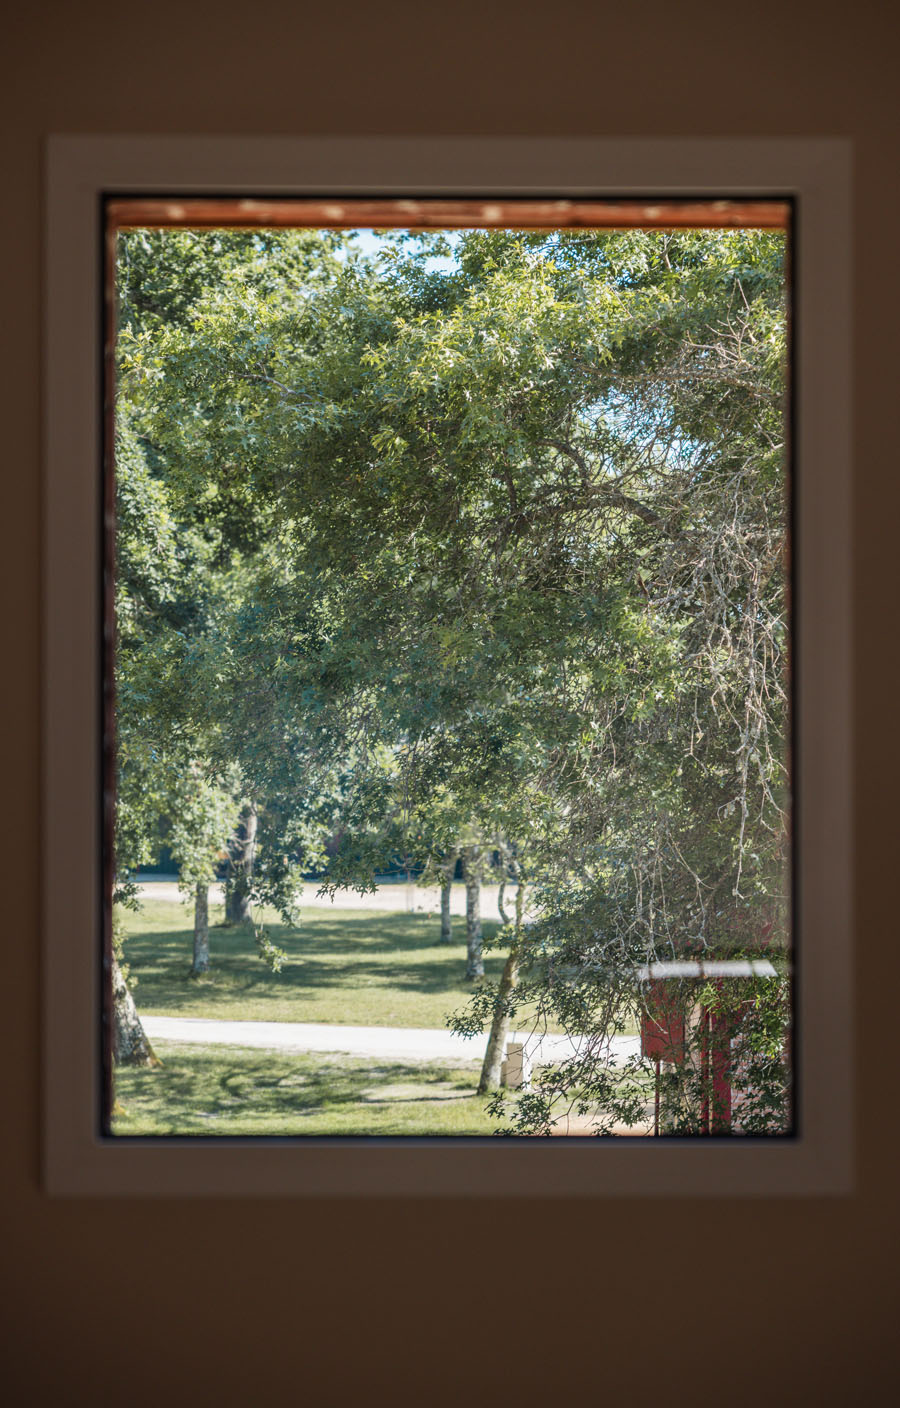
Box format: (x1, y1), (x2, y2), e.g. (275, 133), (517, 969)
(2, 2), (898, 1402)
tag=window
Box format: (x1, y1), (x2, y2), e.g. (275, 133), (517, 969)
(44, 137), (852, 1194)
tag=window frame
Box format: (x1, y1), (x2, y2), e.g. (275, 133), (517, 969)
(43, 136), (852, 1195)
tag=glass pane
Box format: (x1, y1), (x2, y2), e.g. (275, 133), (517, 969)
(108, 208), (791, 1137)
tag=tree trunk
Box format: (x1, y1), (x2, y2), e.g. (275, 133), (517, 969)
(478, 880), (526, 1093)
(225, 803), (258, 924)
(440, 880), (453, 943)
(497, 878), (508, 926)
(439, 848), (457, 943)
(496, 839), (515, 926)
(478, 948), (520, 1093)
(463, 847), (483, 979)
(112, 956), (158, 1067)
(192, 882), (210, 973)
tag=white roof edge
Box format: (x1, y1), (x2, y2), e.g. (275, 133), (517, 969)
(635, 959), (778, 981)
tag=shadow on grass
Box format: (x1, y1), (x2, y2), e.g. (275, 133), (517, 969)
(112, 1045), (493, 1136)
(137, 908), (493, 955)
(124, 908), (504, 1013)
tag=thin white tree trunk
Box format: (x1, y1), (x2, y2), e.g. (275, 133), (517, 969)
(478, 947), (520, 1093)
(440, 881), (453, 943)
(226, 802), (257, 924)
(439, 848), (458, 943)
(478, 880), (526, 1093)
(192, 882), (210, 973)
(112, 956), (158, 1067)
(463, 847), (484, 979)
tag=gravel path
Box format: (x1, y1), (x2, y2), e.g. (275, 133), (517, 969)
(140, 1013), (641, 1066)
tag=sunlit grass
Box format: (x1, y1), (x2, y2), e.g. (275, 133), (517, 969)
(119, 897), (639, 1040)
(119, 897), (511, 1029)
(112, 1041), (497, 1137)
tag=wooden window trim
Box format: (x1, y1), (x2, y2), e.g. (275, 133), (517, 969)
(105, 196), (790, 230)
(44, 137), (852, 1196)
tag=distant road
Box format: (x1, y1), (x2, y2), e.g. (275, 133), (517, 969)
(135, 876), (525, 919)
(139, 1013), (641, 1066)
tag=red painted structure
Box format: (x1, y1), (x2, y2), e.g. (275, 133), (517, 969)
(640, 981), (686, 1064)
(641, 974), (758, 1134)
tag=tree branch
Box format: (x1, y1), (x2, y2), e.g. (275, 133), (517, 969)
(537, 438), (682, 537)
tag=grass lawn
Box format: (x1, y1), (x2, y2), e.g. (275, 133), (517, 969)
(119, 896), (515, 1029)
(112, 1040), (498, 1136)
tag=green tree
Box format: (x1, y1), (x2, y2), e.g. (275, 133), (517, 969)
(166, 763), (240, 974)
(121, 225), (789, 1131)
